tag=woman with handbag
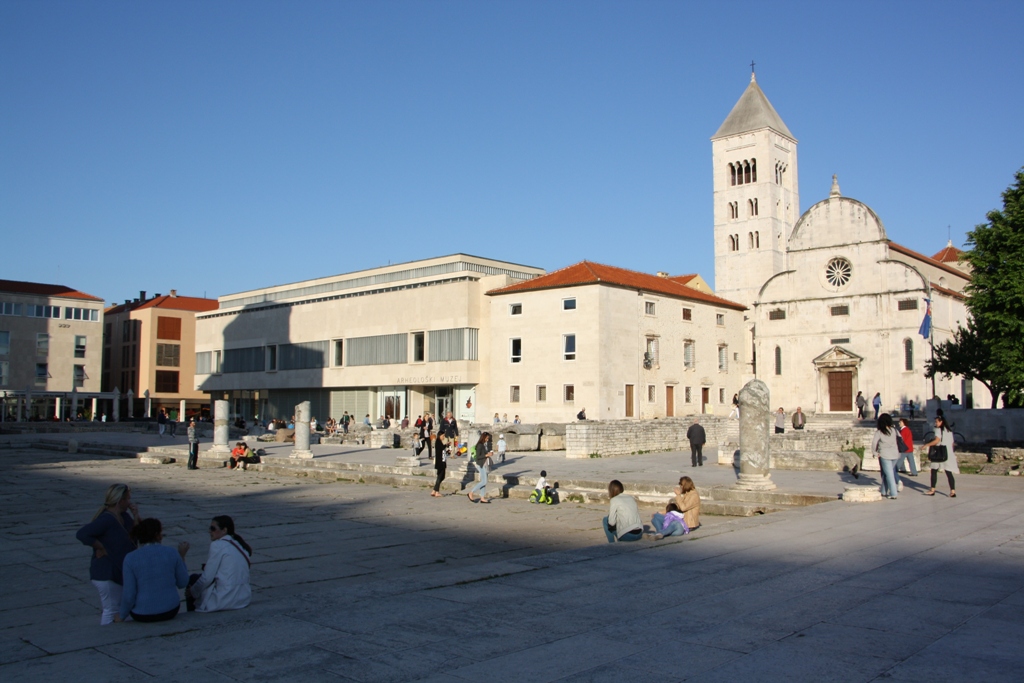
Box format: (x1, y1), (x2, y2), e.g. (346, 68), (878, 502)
(922, 415), (957, 497)
(468, 432), (493, 503)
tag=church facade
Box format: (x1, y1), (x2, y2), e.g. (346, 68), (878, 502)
(712, 74), (978, 414)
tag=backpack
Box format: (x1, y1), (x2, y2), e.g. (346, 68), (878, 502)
(897, 432), (911, 453)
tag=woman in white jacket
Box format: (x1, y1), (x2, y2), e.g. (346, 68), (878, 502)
(186, 515), (252, 613)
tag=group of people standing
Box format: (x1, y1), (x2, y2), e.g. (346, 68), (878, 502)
(76, 484), (252, 625)
(871, 413), (958, 499)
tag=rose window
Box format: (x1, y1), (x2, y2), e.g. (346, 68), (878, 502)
(825, 258), (852, 287)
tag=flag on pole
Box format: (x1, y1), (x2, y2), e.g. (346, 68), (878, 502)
(919, 298), (932, 339)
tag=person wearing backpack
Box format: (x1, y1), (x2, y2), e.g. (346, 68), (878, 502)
(467, 432), (493, 503)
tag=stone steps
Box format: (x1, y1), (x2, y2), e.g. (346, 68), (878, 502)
(252, 455), (831, 517)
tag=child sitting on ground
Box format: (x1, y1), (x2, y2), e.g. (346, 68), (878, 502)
(530, 470), (553, 504)
(650, 502), (689, 540)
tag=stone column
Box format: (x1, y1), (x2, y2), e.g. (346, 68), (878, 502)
(112, 389), (121, 422)
(291, 401), (313, 458)
(54, 396), (62, 420)
(179, 398), (186, 423)
(210, 399), (231, 455)
(126, 390), (134, 418)
(733, 379), (776, 491)
(144, 390), (151, 418)
(91, 397), (98, 420)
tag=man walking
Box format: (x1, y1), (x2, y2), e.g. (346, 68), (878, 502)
(440, 411), (459, 441)
(686, 417), (706, 467)
(187, 417), (200, 470)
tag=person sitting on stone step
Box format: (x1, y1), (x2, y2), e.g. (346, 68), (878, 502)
(672, 476), (701, 531)
(651, 501), (689, 540)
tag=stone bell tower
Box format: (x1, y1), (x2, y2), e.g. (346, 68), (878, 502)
(712, 72), (799, 309)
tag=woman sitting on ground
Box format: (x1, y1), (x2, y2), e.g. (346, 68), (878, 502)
(673, 476), (701, 530)
(119, 518), (189, 622)
(186, 515), (252, 613)
(651, 501), (689, 540)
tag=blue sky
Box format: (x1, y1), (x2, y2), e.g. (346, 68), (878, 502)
(2, 1), (1022, 304)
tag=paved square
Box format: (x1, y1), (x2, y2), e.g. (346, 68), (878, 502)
(2, 444), (1023, 682)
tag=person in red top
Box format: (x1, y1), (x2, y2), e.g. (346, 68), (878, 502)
(895, 418), (918, 476)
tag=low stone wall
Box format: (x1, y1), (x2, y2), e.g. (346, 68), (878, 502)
(924, 401), (1024, 444)
(565, 417), (737, 459)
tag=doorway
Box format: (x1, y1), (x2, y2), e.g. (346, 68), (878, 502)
(828, 372), (853, 412)
(666, 386), (675, 417)
(701, 387), (710, 414)
(434, 387), (452, 419)
(625, 384), (634, 417)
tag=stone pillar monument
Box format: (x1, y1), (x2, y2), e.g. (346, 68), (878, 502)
(70, 387), (78, 419)
(112, 388), (120, 422)
(291, 401), (313, 459)
(126, 390), (134, 418)
(210, 399), (231, 456)
(91, 397), (98, 420)
(144, 390), (151, 418)
(179, 398), (186, 423)
(733, 379), (776, 491)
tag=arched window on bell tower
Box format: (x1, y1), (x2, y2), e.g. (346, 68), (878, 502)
(729, 163), (736, 186)
(755, 231), (760, 248)
(743, 161), (751, 184)
(751, 158), (757, 182)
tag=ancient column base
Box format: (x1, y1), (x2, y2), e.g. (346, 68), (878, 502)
(395, 455), (421, 467)
(209, 445), (232, 456)
(289, 450), (314, 459)
(733, 472), (777, 491)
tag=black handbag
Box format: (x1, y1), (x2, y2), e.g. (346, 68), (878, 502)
(927, 445), (948, 463)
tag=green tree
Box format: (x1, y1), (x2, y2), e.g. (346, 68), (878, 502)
(925, 321), (1006, 408)
(960, 167), (1024, 405)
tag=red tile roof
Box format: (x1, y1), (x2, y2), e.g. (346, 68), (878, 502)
(667, 274), (698, 285)
(487, 261), (746, 310)
(888, 242), (969, 281)
(0, 279), (103, 302)
(106, 294), (217, 315)
(931, 242), (964, 264)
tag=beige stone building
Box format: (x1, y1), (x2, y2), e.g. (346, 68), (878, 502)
(102, 290), (218, 420)
(194, 255), (545, 423)
(485, 262), (746, 422)
(712, 75), (978, 414)
(0, 279), (105, 420)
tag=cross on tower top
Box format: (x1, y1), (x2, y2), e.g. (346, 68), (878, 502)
(750, 60), (756, 82)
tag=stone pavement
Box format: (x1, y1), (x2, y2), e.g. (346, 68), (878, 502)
(2, 441), (1023, 682)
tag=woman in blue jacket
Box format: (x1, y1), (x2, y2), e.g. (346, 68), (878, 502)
(76, 484), (138, 625)
(120, 518), (189, 622)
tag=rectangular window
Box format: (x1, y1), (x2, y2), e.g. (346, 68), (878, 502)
(0, 361), (7, 387)
(334, 340), (344, 366)
(73, 364), (86, 388)
(564, 384), (575, 402)
(510, 303), (522, 316)
(412, 332), (425, 363)
(155, 370), (179, 393)
(121, 346), (129, 366)
(347, 334), (406, 366)
(682, 307), (692, 321)
(898, 299), (919, 311)
(104, 323), (111, 344)
(830, 338), (850, 345)
(214, 350), (222, 373)
(279, 341), (330, 370)
(536, 385), (547, 402)
(683, 340), (695, 369)
(716, 313), (725, 326)
(831, 305), (850, 316)
(563, 334), (576, 361)
(646, 337), (659, 367)
(132, 320), (139, 342)
(27, 305), (60, 318)
(195, 351), (212, 375)
(0, 302), (23, 316)
(768, 309), (786, 320)
(563, 298), (576, 311)
(718, 345), (728, 372)
(719, 388), (726, 404)
(157, 316), (182, 340)
(0, 331), (9, 356)
(36, 333), (49, 356)
(684, 386), (692, 403)
(267, 345), (278, 371)
(223, 346), (265, 373)
(510, 338), (522, 363)
(428, 328), (479, 362)
(645, 301), (657, 316)
(35, 363), (48, 385)
(122, 321), (131, 342)
(74, 335), (87, 358)
(647, 385), (656, 403)
(156, 343), (180, 367)
(510, 385), (520, 403)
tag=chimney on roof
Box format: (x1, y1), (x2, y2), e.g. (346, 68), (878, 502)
(155, 293), (161, 298)
(124, 299), (130, 305)
(169, 289), (177, 297)
(657, 272), (670, 278)
(140, 291), (146, 301)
